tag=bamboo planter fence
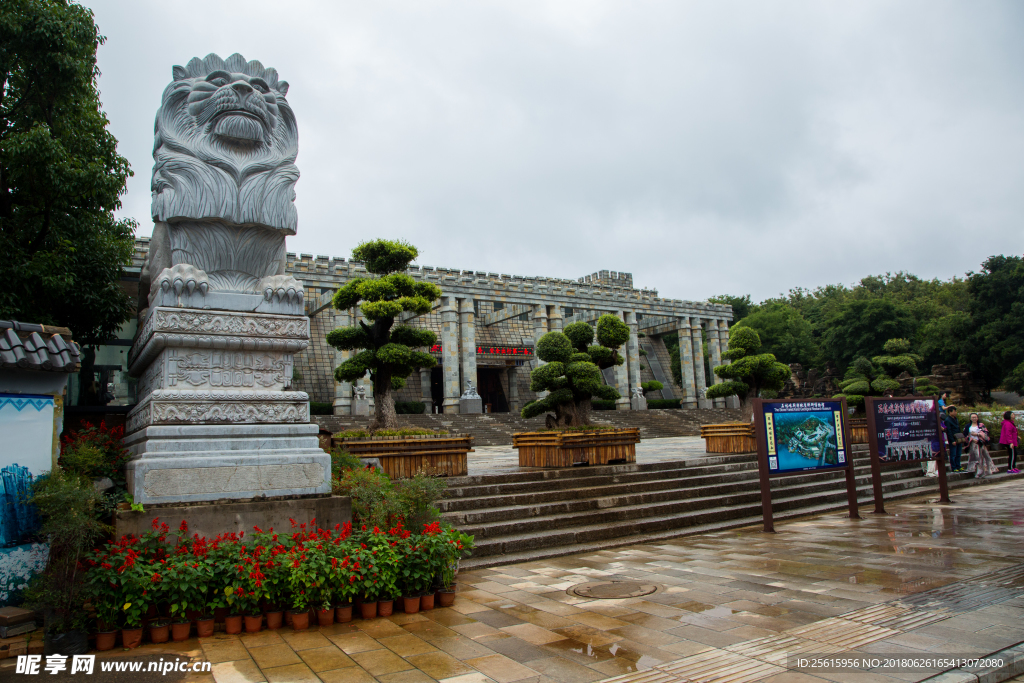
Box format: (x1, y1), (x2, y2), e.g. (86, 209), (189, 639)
(332, 434), (474, 478)
(700, 423), (757, 454)
(848, 418), (868, 444)
(512, 428), (640, 468)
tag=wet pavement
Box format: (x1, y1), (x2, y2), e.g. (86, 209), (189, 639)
(13, 477), (1021, 683)
(468, 437), (709, 475)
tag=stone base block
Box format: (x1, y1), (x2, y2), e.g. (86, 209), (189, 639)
(459, 397), (482, 414)
(115, 495), (350, 540)
(353, 398), (370, 416)
(631, 396), (648, 410)
(125, 423), (330, 505)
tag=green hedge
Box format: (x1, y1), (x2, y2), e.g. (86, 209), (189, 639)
(310, 401), (333, 415)
(592, 400), (617, 410)
(648, 399), (681, 409)
(396, 401), (426, 414)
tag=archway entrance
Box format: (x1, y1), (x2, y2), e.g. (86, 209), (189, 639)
(478, 368), (509, 413)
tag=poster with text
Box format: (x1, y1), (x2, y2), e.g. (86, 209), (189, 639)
(872, 398), (941, 463)
(762, 400), (847, 473)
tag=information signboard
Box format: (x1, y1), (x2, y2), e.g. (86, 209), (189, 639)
(753, 398), (860, 532)
(865, 396), (949, 512)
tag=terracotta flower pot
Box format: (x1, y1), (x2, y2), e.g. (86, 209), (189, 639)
(95, 631), (117, 652)
(291, 611), (310, 631)
(244, 615), (263, 633)
(377, 600), (394, 618)
(420, 593), (435, 611)
(171, 621), (191, 642)
(149, 622), (170, 644)
(225, 615), (243, 635)
(437, 589), (456, 608)
(196, 618), (215, 638)
(335, 604), (353, 623)
(316, 609), (334, 627)
(359, 601), (377, 620)
(214, 607), (229, 624)
(122, 627), (143, 650)
(402, 596), (421, 614)
(265, 611), (283, 630)
(285, 610), (294, 627)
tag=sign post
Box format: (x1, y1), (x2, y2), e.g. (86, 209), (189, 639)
(752, 397), (860, 533)
(865, 396), (950, 514)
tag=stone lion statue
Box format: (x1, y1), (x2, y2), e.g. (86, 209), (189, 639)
(140, 53), (303, 315)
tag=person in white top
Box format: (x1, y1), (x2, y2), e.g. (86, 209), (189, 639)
(964, 413), (996, 478)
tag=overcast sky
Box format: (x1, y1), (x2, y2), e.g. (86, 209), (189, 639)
(84, 0), (1024, 303)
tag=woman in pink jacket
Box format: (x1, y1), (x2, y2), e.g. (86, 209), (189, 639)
(1000, 411), (1019, 474)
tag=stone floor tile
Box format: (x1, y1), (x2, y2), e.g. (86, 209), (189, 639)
(663, 623), (751, 648)
(327, 630), (385, 654)
(437, 674), (498, 683)
(389, 612), (431, 626)
(449, 601), (495, 615)
(518, 656), (603, 683)
(406, 650), (476, 679)
(429, 635), (499, 660)
(358, 619), (413, 639)
(423, 608), (479, 628)
(211, 659), (266, 683)
(261, 662), (320, 683)
(203, 639), (252, 663)
(605, 624), (681, 648)
(549, 624), (623, 647)
(351, 648), (417, 676)
(238, 631), (284, 648)
(571, 612), (632, 631)
(377, 670), (439, 683)
(246, 643), (303, 669)
(450, 622), (503, 640)
(278, 630), (333, 651)
(589, 656), (655, 677)
(500, 623), (567, 645)
(378, 633), (440, 657)
(317, 666), (378, 683)
(464, 653), (542, 682)
(475, 635), (557, 663)
(297, 645), (356, 672)
(403, 620), (462, 642)
(471, 611), (528, 629)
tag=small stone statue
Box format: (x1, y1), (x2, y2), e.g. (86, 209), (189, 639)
(632, 385), (644, 399)
(460, 380), (481, 399)
(355, 385), (366, 399)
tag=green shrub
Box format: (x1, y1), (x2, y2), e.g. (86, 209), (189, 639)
(592, 400), (616, 410)
(331, 465), (447, 529)
(310, 401), (333, 415)
(641, 380), (663, 393)
(331, 448), (365, 478)
(648, 399), (681, 409)
(334, 428), (445, 439)
(393, 474), (447, 529)
(396, 401), (426, 414)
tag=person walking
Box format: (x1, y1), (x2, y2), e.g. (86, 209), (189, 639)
(965, 413), (996, 478)
(1000, 411), (1019, 474)
(943, 406), (964, 472)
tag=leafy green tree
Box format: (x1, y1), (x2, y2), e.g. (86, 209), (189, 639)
(706, 327), (790, 422)
(327, 240), (441, 431)
(734, 302), (819, 368)
(522, 314), (629, 427)
(820, 299), (915, 372)
(0, 0), (135, 346)
(965, 255), (1024, 394)
(708, 294), (753, 322)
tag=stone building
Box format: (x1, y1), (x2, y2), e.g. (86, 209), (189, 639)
(126, 239), (735, 415)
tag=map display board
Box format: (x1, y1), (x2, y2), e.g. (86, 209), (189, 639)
(865, 396), (949, 511)
(760, 400), (847, 474)
(752, 398), (859, 532)
(870, 398), (942, 463)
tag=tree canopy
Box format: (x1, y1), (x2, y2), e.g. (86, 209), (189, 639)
(0, 0), (135, 345)
(706, 327), (789, 421)
(521, 314), (629, 427)
(327, 239), (441, 431)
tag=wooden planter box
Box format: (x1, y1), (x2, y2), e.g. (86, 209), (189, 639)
(700, 423), (756, 454)
(331, 434), (473, 478)
(513, 428), (640, 468)
(848, 418), (868, 444)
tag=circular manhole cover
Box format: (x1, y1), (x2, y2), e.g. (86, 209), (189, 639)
(568, 580), (663, 599)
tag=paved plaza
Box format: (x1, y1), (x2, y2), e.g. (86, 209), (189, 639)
(14, 476), (1019, 683)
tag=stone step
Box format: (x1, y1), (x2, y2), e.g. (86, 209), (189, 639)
(456, 469), (1021, 570)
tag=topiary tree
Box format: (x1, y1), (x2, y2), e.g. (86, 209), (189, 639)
(327, 240), (442, 431)
(836, 338), (938, 408)
(521, 314), (630, 427)
(641, 380), (663, 394)
(706, 327), (790, 422)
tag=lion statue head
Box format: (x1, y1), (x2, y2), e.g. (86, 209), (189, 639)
(151, 53), (299, 234)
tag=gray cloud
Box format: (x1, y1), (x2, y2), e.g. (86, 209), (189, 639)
(86, 0), (1024, 302)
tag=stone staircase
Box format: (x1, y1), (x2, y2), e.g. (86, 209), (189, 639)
(441, 446), (1021, 569)
(314, 408), (743, 446)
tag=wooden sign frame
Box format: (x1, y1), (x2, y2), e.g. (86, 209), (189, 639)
(752, 397), (860, 533)
(864, 395), (950, 514)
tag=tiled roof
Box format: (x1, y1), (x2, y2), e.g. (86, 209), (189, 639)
(0, 321), (80, 373)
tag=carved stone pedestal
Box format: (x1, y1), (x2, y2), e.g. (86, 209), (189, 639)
(126, 306), (328, 504)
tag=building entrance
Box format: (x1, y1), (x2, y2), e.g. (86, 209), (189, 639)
(478, 368), (509, 413)
(430, 367), (444, 413)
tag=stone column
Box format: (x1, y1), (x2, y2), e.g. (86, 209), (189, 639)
(708, 319), (725, 408)
(678, 318), (697, 409)
(692, 318), (711, 409)
(531, 304), (548, 398)
(459, 298), (478, 399)
(440, 296), (460, 413)
(332, 306), (352, 415)
(419, 368), (433, 414)
(613, 310), (631, 410)
(508, 366), (519, 413)
(625, 311), (642, 406)
(548, 305), (563, 332)
(720, 321), (741, 410)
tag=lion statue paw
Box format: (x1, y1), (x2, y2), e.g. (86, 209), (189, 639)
(152, 264), (210, 302)
(258, 275), (304, 304)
